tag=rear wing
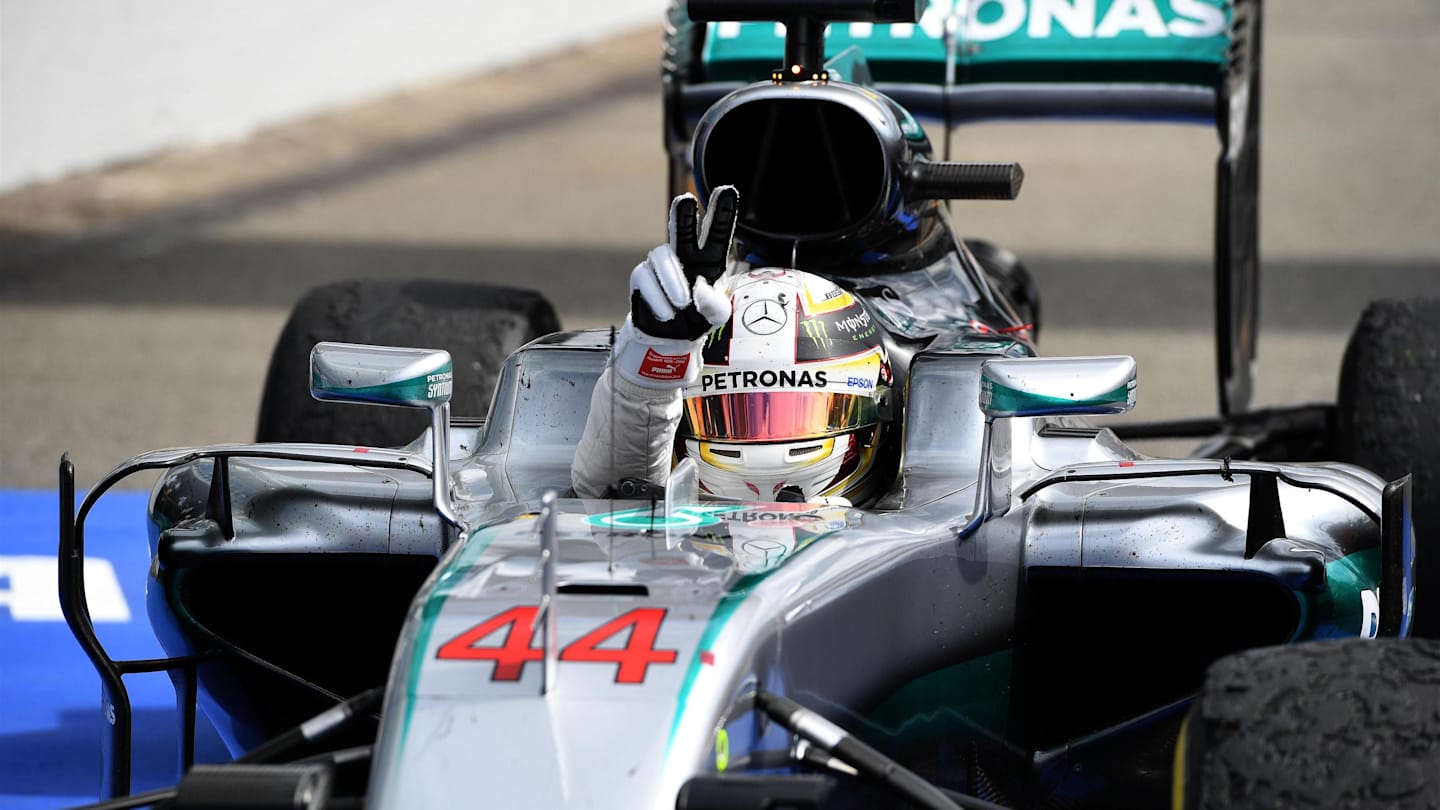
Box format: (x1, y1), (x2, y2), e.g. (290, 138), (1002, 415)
(663, 0), (1263, 416)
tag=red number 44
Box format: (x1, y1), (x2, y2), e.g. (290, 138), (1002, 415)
(436, 606), (678, 684)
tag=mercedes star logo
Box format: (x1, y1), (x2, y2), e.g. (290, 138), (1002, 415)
(741, 299), (787, 335)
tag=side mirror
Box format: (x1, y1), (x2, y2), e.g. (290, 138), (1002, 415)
(980, 356), (1136, 418)
(310, 342), (460, 532)
(311, 342), (452, 408)
(956, 356), (1138, 541)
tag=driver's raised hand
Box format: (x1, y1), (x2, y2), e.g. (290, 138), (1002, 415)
(632, 186), (738, 340)
(613, 186), (739, 389)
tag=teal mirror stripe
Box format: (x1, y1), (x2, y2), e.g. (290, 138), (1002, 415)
(983, 379), (1132, 415)
(311, 361), (452, 406)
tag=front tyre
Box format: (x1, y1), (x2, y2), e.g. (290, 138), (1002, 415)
(257, 279), (559, 447)
(1177, 638), (1440, 810)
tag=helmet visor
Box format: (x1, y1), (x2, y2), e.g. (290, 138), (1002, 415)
(681, 391), (877, 442)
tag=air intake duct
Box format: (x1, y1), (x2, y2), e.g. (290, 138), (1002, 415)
(692, 82), (1021, 252)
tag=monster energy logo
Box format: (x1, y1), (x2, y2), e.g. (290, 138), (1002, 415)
(836, 310), (871, 333)
(801, 319), (834, 347)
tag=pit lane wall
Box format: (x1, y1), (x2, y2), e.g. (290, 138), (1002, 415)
(0, 0), (664, 192)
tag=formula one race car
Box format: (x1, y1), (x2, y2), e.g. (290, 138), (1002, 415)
(60, 1), (1439, 809)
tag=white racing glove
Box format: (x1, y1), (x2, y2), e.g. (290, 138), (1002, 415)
(612, 185), (739, 388)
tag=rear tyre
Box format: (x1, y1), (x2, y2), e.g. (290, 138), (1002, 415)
(1178, 638), (1440, 810)
(1337, 298), (1440, 637)
(257, 279), (559, 447)
(965, 239), (1041, 340)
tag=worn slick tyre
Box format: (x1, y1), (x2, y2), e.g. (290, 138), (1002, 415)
(964, 239), (1041, 341)
(257, 279), (559, 447)
(1177, 638), (1440, 810)
(1338, 298), (1440, 637)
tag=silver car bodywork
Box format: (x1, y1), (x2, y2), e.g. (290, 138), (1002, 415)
(60, 1), (1415, 797)
(355, 325), (1389, 808)
(62, 251), (1407, 808)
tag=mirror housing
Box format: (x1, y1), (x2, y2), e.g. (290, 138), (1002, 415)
(310, 342), (452, 408)
(980, 356), (1137, 419)
(309, 342), (461, 533)
(955, 356), (1136, 540)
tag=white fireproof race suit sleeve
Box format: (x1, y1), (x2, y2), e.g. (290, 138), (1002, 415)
(571, 188), (737, 497)
(571, 366), (682, 498)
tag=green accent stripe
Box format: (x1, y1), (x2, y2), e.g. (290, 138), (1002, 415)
(663, 529), (835, 755)
(664, 574), (762, 752)
(397, 521), (508, 750)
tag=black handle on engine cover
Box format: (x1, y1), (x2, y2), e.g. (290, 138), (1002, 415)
(905, 161), (1025, 201)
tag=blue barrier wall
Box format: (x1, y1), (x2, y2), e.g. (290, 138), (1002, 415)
(1, 490), (228, 809)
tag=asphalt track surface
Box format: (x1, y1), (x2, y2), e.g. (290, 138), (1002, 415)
(0, 3), (1438, 806)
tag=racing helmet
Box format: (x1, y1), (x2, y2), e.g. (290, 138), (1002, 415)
(679, 269), (892, 503)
